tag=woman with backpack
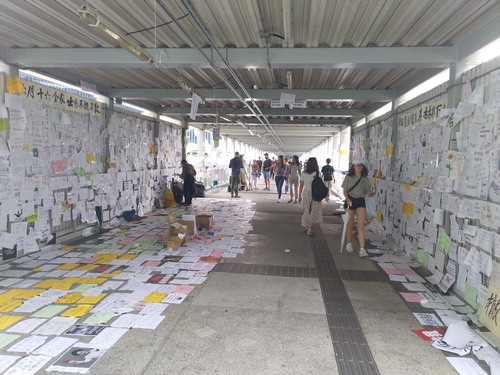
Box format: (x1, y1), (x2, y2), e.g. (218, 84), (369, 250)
(298, 157), (323, 236)
(342, 158), (374, 257)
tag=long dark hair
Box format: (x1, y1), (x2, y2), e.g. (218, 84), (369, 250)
(347, 163), (368, 177)
(305, 157), (319, 174)
(277, 155), (284, 168)
(292, 155), (300, 166)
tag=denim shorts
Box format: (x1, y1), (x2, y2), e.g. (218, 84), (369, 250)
(348, 196), (366, 210)
(263, 170), (270, 179)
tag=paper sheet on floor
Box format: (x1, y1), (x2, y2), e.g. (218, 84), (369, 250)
(446, 357), (487, 375)
(46, 343), (107, 373)
(0, 355), (20, 373)
(3, 355), (51, 375)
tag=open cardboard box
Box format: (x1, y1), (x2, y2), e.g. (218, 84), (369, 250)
(196, 214), (213, 231)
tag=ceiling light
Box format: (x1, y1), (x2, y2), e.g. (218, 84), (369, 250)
(248, 129), (254, 136)
(77, 5), (153, 63)
(159, 115), (182, 126)
(286, 71), (293, 89)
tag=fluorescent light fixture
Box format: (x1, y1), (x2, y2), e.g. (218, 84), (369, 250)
(286, 70), (293, 89)
(219, 116), (231, 122)
(160, 115), (182, 126)
(396, 69), (449, 107)
(248, 129), (254, 136)
(120, 101), (156, 117)
(367, 103), (392, 122)
(77, 5), (153, 63)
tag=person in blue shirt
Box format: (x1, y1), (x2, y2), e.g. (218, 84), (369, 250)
(229, 151), (243, 198)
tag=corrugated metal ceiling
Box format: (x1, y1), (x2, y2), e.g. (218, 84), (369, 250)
(0, 0), (499, 154)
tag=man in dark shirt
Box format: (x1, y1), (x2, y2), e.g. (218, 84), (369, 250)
(321, 158), (335, 202)
(180, 159), (196, 205)
(256, 157), (263, 178)
(229, 151), (243, 198)
(262, 153), (272, 191)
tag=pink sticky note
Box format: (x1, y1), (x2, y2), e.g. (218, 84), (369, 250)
(79, 257), (99, 264)
(118, 237), (136, 245)
(383, 268), (402, 275)
(400, 292), (423, 303)
(172, 285), (195, 294)
(142, 261), (161, 267)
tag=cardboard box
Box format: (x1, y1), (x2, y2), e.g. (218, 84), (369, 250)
(180, 215), (197, 235)
(196, 215), (213, 230)
(169, 223), (188, 236)
(163, 235), (182, 251)
(165, 214), (177, 225)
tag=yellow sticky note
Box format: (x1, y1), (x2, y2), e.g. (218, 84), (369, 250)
(100, 270), (122, 278)
(6, 77), (24, 93)
(6, 289), (43, 300)
(78, 294), (106, 304)
(86, 153), (95, 164)
(56, 263), (80, 270)
(76, 264), (100, 271)
(0, 300), (24, 312)
(33, 280), (57, 289)
(384, 144), (393, 157)
(402, 202), (415, 215)
(405, 180), (415, 191)
(0, 118), (6, 131)
(50, 279), (77, 290)
(55, 293), (82, 304)
(142, 293), (168, 303)
(22, 144), (31, 152)
(60, 304), (94, 318)
(119, 254), (137, 260)
(61, 246), (77, 251)
(26, 209), (38, 223)
(375, 210), (383, 222)
(150, 144), (156, 154)
(0, 315), (23, 329)
(77, 278), (106, 284)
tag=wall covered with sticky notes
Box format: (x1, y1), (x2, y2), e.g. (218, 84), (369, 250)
(352, 56), (500, 334)
(0, 76), (183, 262)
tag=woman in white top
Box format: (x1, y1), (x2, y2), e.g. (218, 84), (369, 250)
(287, 155), (301, 203)
(298, 157), (323, 236)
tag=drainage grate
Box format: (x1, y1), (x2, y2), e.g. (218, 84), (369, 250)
(213, 262), (318, 278)
(310, 225), (381, 375)
(339, 270), (389, 282)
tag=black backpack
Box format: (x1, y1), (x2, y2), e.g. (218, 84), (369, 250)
(311, 171), (329, 202)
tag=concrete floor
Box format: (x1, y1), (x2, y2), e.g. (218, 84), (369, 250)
(83, 180), (458, 375)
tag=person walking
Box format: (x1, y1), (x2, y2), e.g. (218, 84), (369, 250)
(284, 157), (290, 195)
(298, 157), (323, 236)
(262, 153), (272, 191)
(274, 155), (286, 203)
(250, 159), (259, 190)
(180, 159), (196, 205)
(270, 157), (276, 180)
(229, 152), (243, 198)
(342, 158), (374, 257)
(287, 155), (301, 203)
(321, 158), (335, 201)
(256, 157), (263, 178)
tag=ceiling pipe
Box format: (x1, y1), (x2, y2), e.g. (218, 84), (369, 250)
(156, 0), (286, 152)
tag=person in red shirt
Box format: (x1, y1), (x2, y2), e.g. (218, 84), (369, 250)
(180, 160), (196, 205)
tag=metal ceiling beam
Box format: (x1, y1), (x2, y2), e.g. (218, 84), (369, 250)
(190, 118), (350, 126)
(160, 107), (365, 117)
(1, 46), (453, 69)
(110, 88), (392, 102)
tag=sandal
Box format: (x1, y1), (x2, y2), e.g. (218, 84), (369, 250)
(288, 199), (293, 203)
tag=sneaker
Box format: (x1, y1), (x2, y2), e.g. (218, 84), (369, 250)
(231, 193), (234, 197)
(288, 199), (293, 203)
(346, 243), (353, 252)
(302, 226), (308, 232)
(307, 229), (314, 236)
(277, 199), (280, 203)
(234, 195), (240, 198)
(359, 248), (368, 257)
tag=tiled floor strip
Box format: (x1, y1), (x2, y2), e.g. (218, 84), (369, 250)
(310, 225), (381, 375)
(213, 263), (318, 278)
